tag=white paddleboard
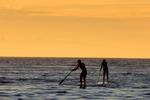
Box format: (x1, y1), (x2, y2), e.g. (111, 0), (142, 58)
(97, 82), (103, 85)
(97, 81), (109, 86)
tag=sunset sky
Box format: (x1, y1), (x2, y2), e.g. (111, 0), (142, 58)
(0, 0), (150, 58)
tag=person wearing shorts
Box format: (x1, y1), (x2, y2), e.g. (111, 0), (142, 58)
(72, 59), (87, 89)
(100, 59), (109, 84)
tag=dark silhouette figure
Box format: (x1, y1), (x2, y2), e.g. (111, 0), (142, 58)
(72, 59), (87, 89)
(100, 59), (109, 84)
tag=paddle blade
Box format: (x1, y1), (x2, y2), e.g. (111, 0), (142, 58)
(59, 79), (64, 85)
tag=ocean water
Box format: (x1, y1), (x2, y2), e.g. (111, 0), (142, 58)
(0, 57), (150, 100)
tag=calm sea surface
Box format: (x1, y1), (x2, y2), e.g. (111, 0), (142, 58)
(0, 57), (150, 100)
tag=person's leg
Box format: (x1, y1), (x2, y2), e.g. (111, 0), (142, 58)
(83, 77), (86, 88)
(106, 70), (109, 82)
(103, 71), (105, 84)
(80, 74), (83, 88)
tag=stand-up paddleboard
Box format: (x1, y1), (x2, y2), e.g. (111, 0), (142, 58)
(97, 81), (110, 87)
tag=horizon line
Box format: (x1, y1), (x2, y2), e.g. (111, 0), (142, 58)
(0, 56), (150, 59)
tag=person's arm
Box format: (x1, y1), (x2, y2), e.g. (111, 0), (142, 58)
(72, 64), (79, 71)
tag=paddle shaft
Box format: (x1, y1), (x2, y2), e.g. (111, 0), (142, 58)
(97, 65), (102, 83)
(59, 70), (73, 85)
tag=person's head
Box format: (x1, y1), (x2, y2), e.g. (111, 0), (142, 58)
(103, 59), (106, 62)
(77, 59), (81, 64)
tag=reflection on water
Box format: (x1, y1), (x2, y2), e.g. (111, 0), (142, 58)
(0, 57), (150, 100)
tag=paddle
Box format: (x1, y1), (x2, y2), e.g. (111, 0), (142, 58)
(97, 64), (102, 83)
(59, 70), (73, 85)
(97, 70), (101, 83)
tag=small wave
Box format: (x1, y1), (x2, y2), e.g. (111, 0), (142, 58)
(14, 93), (36, 97)
(56, 91), (68, 94)
(14, 94), (22, 97)
(55, 91), (68, 96)
(121, 73), (132, 76)
(0, 92), (11, 96)
(133, 86), (149, 89)
(0, 80), (15, 84)
(144, 93), (150, 96)
(0, 77), (58, 84)
(17, 78), (58, 83)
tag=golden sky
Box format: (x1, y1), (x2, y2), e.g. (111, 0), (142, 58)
(0, 0), (150, 58)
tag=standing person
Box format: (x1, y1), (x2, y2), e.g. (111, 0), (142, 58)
(100, 59), (109, 84)
(72, 59), (87, 89)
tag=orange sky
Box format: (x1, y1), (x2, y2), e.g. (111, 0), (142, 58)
(0, 0), (150, 58)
